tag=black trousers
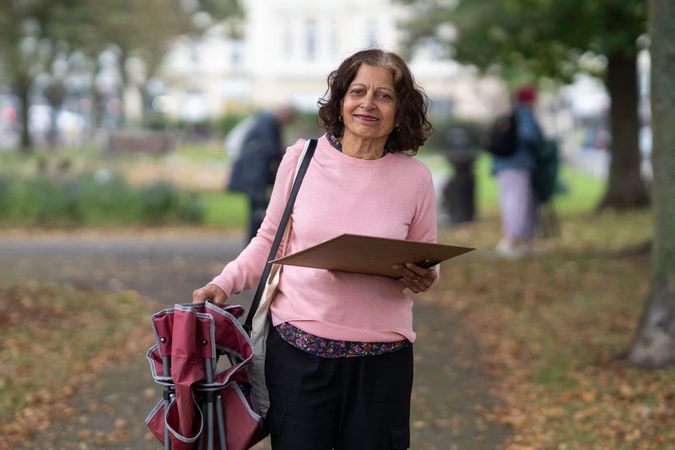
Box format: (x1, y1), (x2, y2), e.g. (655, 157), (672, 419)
(247, 196), (267, 243)
(264, 326), (413, 450)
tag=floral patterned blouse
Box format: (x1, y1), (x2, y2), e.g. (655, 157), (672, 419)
(326, 130), (391, 155)
(276, 322), (410, 358)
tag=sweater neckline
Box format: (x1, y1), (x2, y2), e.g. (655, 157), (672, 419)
(319, 134), (395, 167)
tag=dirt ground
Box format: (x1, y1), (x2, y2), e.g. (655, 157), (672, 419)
(0, 230), (510, 449)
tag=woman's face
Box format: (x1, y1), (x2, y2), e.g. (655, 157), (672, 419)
(341, 64), (398, 145)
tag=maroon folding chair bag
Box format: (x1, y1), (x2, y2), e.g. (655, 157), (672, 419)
(146, 302), (265, 450)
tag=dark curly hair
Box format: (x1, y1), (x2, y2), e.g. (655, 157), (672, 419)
(317, 49), (432, 154)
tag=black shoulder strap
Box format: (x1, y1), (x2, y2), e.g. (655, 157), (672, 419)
(244, 139), (317, 332)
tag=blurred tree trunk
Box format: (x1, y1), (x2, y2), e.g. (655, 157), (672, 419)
(141, 84), (156, 128)
(90, 58), (104, 134)
(599, 53), (650, 209)
(627, 0), (675, 368)
(16, 70), (33, 152)
(139, 41), (167, 128)
(117, 46), (130, 127)
(45, 80), (67, 149)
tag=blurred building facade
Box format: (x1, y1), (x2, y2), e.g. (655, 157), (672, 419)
(156, 0), (506, 122)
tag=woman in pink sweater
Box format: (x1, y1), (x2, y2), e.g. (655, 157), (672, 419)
(193, 49), (436, 450)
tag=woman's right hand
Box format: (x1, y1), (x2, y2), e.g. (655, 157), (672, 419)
(192, 283), (227, 306)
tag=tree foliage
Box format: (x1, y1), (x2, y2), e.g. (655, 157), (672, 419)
(0, 0), (241, 150)
(0, 0), (89, 149)
(400, 0), (649, 209)
(401, 0), (645, 82)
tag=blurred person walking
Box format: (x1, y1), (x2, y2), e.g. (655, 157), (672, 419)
(227, 105), (297, 243)
(492, 86), (545, 258)
(195, 48), (437, 449)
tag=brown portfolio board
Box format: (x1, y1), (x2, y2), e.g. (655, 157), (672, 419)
(272, 233), (475, 278)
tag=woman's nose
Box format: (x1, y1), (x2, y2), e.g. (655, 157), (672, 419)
(360, 92), (375, 109)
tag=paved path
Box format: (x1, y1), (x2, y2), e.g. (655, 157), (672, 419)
(0, 231), (509, 450)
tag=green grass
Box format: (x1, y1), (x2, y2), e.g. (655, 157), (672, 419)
(198, 191), (248, 227)
(0, 144), (607, 229)
(175, 144), (227, 163)
(437, 152), (605, 216)
(555, 165), (606, 214)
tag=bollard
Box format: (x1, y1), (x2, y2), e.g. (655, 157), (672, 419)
(442, 128), (478, 224)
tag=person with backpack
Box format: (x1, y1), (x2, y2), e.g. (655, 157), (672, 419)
(490, 86), (544, 258)
(227, 105), (297, 243)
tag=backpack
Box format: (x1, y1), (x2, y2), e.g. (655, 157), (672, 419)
(486, 112), (517, 157)
(531, 138), (560, 204)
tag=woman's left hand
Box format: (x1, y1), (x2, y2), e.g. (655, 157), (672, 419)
(393, 262), (438, 293)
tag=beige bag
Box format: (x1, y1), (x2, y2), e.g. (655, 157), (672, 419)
(246, 139), (316, 418)
(248, 226), (290, 418)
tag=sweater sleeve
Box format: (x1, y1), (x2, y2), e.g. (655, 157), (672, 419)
(406, 167), (437, 244)
(210, 139), (306, 296)
(405, 167), (440, 285)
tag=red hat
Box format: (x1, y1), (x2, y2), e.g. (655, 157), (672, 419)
(515, 86), (537, 103)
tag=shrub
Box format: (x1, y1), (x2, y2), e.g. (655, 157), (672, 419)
(0, 173), (204, 227)
(33, 177), (86, 226)
(287, 111), (324, 140)
(80, 172), (142, 225)
(218, 113), (251, 137)
(138, 181), (203, 225)
(426, 116), (487, 153)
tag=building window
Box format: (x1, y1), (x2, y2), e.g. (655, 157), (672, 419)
(230, 38), (243, 69)
(189, 39), (200, 64)
(283, 21), (292, 60)
(329, 19), (338, 57)
(365, 19), (378, 48)
(305, 19), (317, 61)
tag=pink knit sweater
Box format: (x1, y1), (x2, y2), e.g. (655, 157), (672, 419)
(211, 135), (437, 343)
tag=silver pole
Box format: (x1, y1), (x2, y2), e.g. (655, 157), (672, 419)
(205, 358), (214, 450)
(216, 393), (227, 450)
(162, 355), (171, 450)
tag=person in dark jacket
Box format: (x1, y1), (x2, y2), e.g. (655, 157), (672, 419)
(228, 105), (297, 242)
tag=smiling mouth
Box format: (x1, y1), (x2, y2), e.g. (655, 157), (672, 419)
(353, 114), (379, 122)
